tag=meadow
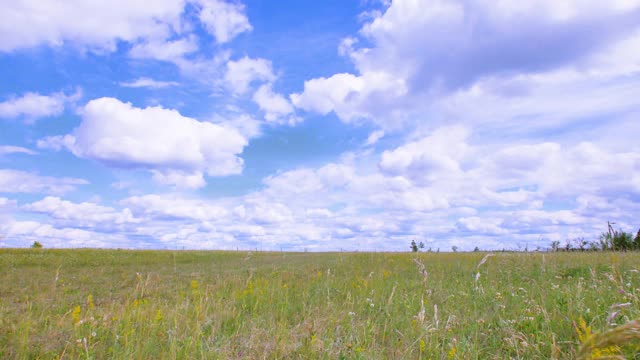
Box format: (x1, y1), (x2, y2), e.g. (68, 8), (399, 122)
(1, 249), (640, 359)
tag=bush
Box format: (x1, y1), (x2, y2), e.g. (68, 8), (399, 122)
(31, 241), (43, 249)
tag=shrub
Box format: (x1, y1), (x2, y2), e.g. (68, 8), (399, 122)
(31, 241), (43, 249)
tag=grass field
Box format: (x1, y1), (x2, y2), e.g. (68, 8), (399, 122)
(1, 249), (640, 359)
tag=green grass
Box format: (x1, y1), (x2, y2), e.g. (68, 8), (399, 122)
(1, 249), (640, 359)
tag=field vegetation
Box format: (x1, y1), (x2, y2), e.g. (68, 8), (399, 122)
(1, 249), (640, 359)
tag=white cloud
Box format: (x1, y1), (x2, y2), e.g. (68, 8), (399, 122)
(0, 0), (255, 94)
(291, 72), (406, 124)
(225, 56), (276, 94)
(38, 97), (247, 188)
(0, 220), (132, 248)
(252, 84), (297, 125)
(0, 91), (76, 122)
(128, 36), (198, 63)
(151, 170), (206, 190)
(195, 0), (252, 43)
(119, 77), (180, 89)
(0, 197), (17, 210)
(214, 113), (263, 139)
(0, 146), (37, 156)
(0, 0), (186, 52)
(7, 129), (640, 250)
(292, 0), (640, 131)
(379, 126), (470, 183)
(23, 196), (137, 226)
(457, 216), (507, 235)
(365, 130), (385, 146)
(0, 169), (88, 195)
(121, 194), (228, 221)
(351, 0), (640, 88)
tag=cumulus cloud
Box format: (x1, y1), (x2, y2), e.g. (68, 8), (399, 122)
(224, 56), (276, 94)
(379, 126), (470, 183)
(195, 0), (252, 43)
(151, 170), (206, 190)
(0, 91), (78, 122)
(252, 84), (297, 125)
(0, 0), (254, 89)
(0, 169), (88, 195)
(121, 194), (229, 221)
(23, 196), (138, 227)
(0, 220), (133, 248)
(0, 197), (17, 211)
(4, 0), (640, 251)
(290, 72), (407, 124)
(351, 0), (640, 91)
(292, 0), (640, 131)
(128, 36), (199, 63)
(38, 97), (247, 188)
(0, 0), (186, 52)
(6, 129), (640, 250)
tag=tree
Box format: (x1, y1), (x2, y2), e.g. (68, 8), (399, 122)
(612, 231), (633, 251)
(564, 241), (572, 252)
(573, 237), (587, 251)
(599, 232), (612, 251)
(634, 228), (640, 250)
(550, 240), (561, 252)
(599, 222), (634, 251)
(31, 241), (43, 249)
(410, 240), (418, 253)
(451, 246), (458, 253)
(473, 246), (480, 252)
(418, 242), (425, 250)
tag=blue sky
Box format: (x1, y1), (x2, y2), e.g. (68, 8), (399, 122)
(1, 0), (640, 251)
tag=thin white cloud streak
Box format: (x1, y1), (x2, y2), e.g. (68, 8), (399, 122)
(119, 77), (180, 89)
(0, 169), (88, 195)
(0, 146), (37, 156)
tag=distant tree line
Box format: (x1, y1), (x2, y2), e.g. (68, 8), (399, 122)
(550, 222), (640, 252)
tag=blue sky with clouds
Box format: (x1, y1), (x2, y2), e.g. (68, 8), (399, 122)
(1, 0), (640, 251)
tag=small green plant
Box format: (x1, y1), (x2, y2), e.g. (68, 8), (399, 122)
(31, 241), (43, 249)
